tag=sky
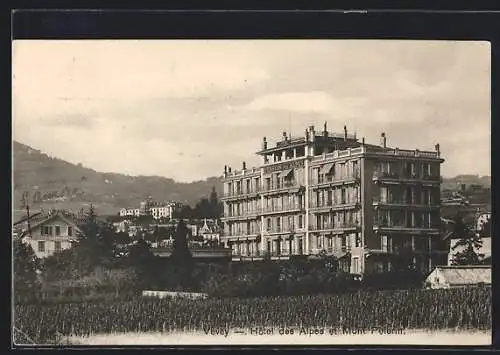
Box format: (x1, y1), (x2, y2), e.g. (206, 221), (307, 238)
(12, 40), (491, 182)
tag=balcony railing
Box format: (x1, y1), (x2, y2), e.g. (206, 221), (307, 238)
(263, 227), (297, 234)
(372, 196), (438, 206)
(259, 204), (303, 214)
(223, 187), (262, 198)
(311, 170), (360, 186)
(261, 181), (302, 193)
(373, 171), (440, 182)
(373, 223), (441, 231)
(309, 222), (361, 231)
(310, 201), (359, 209)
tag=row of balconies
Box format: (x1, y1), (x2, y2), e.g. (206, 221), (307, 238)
(373, 171), (440, 182)
(373, 222), (441, 230)
(309, 201), (359, 210)
(372, 196), (439, 207)
(223, 172), (362, 199)
(310, 170), (361, 186)
(223, 201), (360, 218)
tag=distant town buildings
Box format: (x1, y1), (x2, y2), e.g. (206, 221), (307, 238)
(221, 123), (446, 275)
(119, 197), (180, 220)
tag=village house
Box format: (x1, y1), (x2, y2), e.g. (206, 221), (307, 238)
(198, 218), (221, 242)
(14, 210), (82, 258)
(425, 265), (491, 289)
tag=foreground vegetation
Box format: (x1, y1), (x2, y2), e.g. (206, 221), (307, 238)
(13, 206), (492, 345)
(14, 286), (491, 344)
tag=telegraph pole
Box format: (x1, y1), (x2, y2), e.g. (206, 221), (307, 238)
(26, 204), (32, 237)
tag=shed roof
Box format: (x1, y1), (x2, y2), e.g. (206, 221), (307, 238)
(433, 265), (491, 285)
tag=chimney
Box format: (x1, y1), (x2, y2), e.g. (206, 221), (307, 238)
(282, 131), (287, 141)
(362, 137), (365, 145)
(228, 167), (232, 173)
(242, 161), (246, 170)
(381, 132), (387, 148)
(305, 129), (310, 142)
(435, 143), (440, 155)
(262, 137), (267, 150)
(344, 125), (347, 141)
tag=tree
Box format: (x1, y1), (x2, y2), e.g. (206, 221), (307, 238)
(451, 213), (484, 265)
(74, 205), (120, 270)
(170, 219), (193, 290)
(173, 205), (194, 220)
(194, 198), (212, 219)
(479, 216), (491, 238)
(127, 240), (158, 290)
(172, 219), (192, 262)
(209, 186), (223, 219)
(13, 238), (40, 302)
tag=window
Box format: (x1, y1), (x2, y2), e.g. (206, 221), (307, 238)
(55, 226), (61, 236)
(316, 235), (322, 249)
(48, 226), (53, 236)
(38, 241), (45, 252)
(42, 226), (49, 235)
(352, 161), (358, 177)
(341, 189), (346, 204)
(381, 235), (388, 251)
(298, 215), (303, 228)
(266, 218), (272, 231)
(246, 179), (251, 193)
(55, 241), (62, 252)
(353, 257), (360, 273)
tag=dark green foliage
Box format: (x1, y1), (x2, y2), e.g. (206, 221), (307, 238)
(451, 213), (485, 265)
(13, 238), (41, 303)
(479, 217), (491, 238)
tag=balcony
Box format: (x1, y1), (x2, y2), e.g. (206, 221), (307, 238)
(373, 224), (441, 234)
(311, 170), (361, 188)
(309, 222), (361, 233)
(263, 227), (299, 235)
(372, 171), (440, 184)
(221, 187), (261, 200)
(258, 204), (303, 216)
(310, 201), (360, 213)
(261, 182), (304, 196)
(221, 212), (260, 221)
(372, 197), (440, 209)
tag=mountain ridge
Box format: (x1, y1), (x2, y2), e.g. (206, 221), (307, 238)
(13, 141), (224, 217)
(13, 140), (490, 217)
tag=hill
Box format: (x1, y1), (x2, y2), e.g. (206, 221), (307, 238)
(13, 141), (223, 218)
(441, 174), (491, 191)
(12, 141), (490, 220)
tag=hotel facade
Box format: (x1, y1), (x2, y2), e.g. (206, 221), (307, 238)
(220, 124), (447, 275)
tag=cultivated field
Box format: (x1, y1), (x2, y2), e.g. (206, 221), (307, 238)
(14, 286), (491, 345)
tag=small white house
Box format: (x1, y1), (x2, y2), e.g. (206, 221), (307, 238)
(425, 265), (491, 289)
(16, 210), (82, 258)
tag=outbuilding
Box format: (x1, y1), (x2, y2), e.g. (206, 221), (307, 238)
(425, 265), (491, 289)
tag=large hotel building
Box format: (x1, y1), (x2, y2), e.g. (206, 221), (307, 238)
(220, 123), (447, 275)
